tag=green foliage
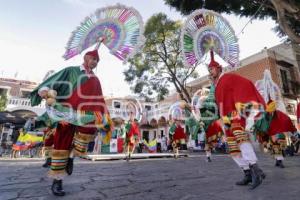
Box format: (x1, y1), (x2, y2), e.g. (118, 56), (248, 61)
(164, 0), (300, 42)
(0, 94), (7, 111)
(124, 13), (199, 102)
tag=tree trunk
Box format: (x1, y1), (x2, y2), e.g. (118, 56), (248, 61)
(270, 0), (300, 44)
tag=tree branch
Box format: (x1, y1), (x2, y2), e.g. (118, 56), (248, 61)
(271, 0), (300, 43)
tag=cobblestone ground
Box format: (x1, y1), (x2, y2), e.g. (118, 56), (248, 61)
(0, 153), (299, 200)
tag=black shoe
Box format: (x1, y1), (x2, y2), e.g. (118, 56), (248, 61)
(257, 167), (266, 179)
(275, 160), (285, 168)
(249, 164), (263, 190)
(236, 169), (252, 186)
(207, 157), (212, 162)
(282, 150), (286, 157)
(65, 158), (74, 175)
(126, 154), (131, 162)
(42, 157), (51, 168)
(51, 179), (65, 196)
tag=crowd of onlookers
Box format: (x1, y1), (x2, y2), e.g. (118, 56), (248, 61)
(1, 121), (300, 157)
(0, 118), (44, 158)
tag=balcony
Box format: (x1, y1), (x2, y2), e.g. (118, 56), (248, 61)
(6, 97), (45, 110)
(107, 104), (171, 122)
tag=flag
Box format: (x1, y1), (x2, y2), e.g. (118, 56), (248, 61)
(143, 139), (157, 153)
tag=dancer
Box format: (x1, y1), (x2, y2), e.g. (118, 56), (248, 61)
(42, 127), (55, 168)
(297, 102), (300, 131)
(169, 119), (187, 159)
(207, 50), (266, 189)
(254, 101), (297, 168)
(124, 113), (140, 161)
(31, 49), (111, 196)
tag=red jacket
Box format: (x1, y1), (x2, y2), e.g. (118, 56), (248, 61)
(206, 120), (223, 139)
(267, 110), (296, 136)
(215, 73), (266, 117)
(127, 121), (141, 139)
(65, 74), (106, 113)
(297, 103), (300, 123)
(173, 125), (186, 140)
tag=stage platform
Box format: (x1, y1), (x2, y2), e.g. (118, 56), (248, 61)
(83, 152), (188, 161)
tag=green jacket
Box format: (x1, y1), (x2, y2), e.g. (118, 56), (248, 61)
(30, 66), (88, 106)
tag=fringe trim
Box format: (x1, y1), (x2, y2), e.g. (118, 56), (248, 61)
(227, 137), (241, 155)
(73, 132), (95, 157)
(43, 146), (53, 158)
(48, 170), (66, 180)
(49, 149), (69, 179)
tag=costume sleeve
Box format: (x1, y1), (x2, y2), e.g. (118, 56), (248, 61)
(297, 103), (300, 123)
(30, 67), (72, 106)
(169, 123), (176, 135)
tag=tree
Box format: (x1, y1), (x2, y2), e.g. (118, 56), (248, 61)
(0, 94), (7, 111)
(124, 13), (199, 102)
(164, 0), (300, 44)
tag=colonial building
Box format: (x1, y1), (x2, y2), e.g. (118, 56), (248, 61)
(0, 77), (43, 117)
(105, 95), (173, 142)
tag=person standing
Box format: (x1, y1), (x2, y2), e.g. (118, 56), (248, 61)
(297, 102), (300, 130)
(156, 135), (162, 153)
(207, 50), (266, 189)
(124, 114), (140, 161)
(254, 101), (297, 168)
(30, 49), (111, 196)
(169, 119), (186, 159)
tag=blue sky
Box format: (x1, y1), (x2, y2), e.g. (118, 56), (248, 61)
(0, 0), (282, 97)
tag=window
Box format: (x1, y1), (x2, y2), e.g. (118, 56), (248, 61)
(145, 105), (152, 111)
(286, 104), (295, 115)
(21, 91), (31, 98)
(0, 88), (8, 96)
(113, 101), (121, 109)
(143, 131), (149, 142)
(280, 69), (290, 94)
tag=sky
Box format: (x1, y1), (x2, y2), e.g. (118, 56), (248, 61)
(0, 0), (282, 97)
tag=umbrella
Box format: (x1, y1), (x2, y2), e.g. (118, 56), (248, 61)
(0, 111), (26, 125)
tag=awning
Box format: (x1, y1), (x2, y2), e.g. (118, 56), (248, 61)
(0, 111), (27, 125)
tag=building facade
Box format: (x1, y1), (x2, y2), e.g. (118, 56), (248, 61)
(0, 78), (44, 116)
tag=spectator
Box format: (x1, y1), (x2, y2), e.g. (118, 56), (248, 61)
(24, 118), (34, 132)
(291, 132), (300, 154)
(157, 135), (162, 153)
(11, 129), (20, 145)
(161, 136), (167, 152)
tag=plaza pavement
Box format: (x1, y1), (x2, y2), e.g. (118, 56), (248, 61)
(0, 152), (299, 200)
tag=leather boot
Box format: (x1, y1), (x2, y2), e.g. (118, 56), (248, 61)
(206, 156), (212, 162)
(42, 157), (51, 168)
(235, 169), (251, 186)
(275, 160), (285, 168)
(249, 164), (263, 190)
(51, 179), (65, 196)
(65, 158), (74, 175)
(257, 167), (266, 179)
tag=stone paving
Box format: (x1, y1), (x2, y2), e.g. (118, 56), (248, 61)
(0, 152), (299, 200)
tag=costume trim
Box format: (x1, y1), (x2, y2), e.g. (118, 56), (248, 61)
(48, 150), (69, 179)
(73, 132), (95, 156)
